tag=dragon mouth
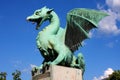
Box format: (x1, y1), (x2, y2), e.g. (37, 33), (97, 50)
(27, 17), (43, 30)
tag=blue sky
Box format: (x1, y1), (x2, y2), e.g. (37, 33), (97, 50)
(0, 0), (120, 80)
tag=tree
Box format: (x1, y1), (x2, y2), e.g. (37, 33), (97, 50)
(0, 72), (7, 80)
(12, 70), (21, 80)
(106, 70), (120, 80)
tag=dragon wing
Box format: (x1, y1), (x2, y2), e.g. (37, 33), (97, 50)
(65, 8), (108, 52)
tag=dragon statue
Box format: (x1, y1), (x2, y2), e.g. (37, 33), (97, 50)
(27, 6), (108, 75)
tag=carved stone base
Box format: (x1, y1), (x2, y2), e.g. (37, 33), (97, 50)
(32, 65), (82, 80)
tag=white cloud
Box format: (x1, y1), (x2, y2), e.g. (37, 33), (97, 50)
(30, 64), (37, 68)
(97, 0), (120, 36)
(93, 68), (114, 80)
(98, 9), (120, 35)
(12, 60), (23, 68)
(106, 0), (120, 13)
(106, 42), (114, 48)
(22, 64), (37, 74)
(89, 31), (93, 38)
(106, 39), (119, 48)
(97, 3), (106, 10)
(22, 68), (30, 73)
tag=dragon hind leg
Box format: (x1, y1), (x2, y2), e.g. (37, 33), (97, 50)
(76, 53), (85, 75)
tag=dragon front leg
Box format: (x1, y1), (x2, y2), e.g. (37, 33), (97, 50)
(48, 47), (66, 65)
(48, 39), (72, 65)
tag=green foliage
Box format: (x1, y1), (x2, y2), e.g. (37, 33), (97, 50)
(106, 70), (120, 80)
(0, 70), (22, 80)
(12, 70), (21, 80)
(0, 72), (7, 80)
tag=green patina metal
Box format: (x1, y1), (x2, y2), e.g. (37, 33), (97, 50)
(27, 6), (108, 75)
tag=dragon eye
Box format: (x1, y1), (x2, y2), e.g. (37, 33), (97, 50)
(35, 11), (39, 15)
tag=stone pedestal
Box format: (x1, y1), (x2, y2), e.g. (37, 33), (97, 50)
(32, 65), (82, 80)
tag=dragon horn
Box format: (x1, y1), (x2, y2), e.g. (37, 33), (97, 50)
(47, 8), (54, 14)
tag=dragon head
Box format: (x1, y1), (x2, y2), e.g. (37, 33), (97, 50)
(27, 6), (54, 30)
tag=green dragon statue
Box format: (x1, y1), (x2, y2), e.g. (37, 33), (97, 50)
(27, 6), (108, 75)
